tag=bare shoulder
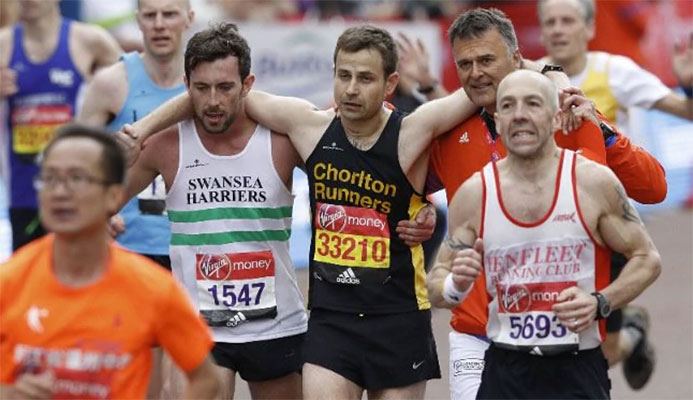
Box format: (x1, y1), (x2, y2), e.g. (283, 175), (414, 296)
(90, 61), (127, 95)
(573, 153), (632, 221)
(448, 171), (483, 228)
(142, 124), (179, 158)
(574, 154), (617, 193)
(70, 21), (120, 72)
(0, 26), (13, 65)
(71, 21), (114, 46)
(304, 107), (335, 131)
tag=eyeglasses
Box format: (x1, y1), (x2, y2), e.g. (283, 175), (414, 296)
(34, 173), (111, 192)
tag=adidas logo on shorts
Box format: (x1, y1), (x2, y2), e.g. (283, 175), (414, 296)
(336, 268), (360, 285)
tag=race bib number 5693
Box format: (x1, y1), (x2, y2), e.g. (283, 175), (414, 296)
(495, 281), (578, 351)
(314, 202), (390, 268)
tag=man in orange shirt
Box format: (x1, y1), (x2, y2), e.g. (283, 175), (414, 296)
(425, 8), (667, 400)
(0, 124), (220, 399)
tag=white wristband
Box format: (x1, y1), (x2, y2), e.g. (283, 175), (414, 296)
(442, 273), (472, 305)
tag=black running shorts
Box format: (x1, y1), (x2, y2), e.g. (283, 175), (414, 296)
(477, 343), (611, 399)
(304, 308), (441, 390)
(211, 333), (305, 382)
(606, 252), (627, 332)
(142, 254), (172, 271)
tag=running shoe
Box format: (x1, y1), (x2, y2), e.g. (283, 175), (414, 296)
(622, 305), (655, 390)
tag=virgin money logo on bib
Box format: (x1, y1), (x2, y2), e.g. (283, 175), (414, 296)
(196, 251), (275, 281)
(498, 284), (531, 313)
(197, 254), (232, 280)
(317, 204), (347, 232)
(497, 281), (576, 313)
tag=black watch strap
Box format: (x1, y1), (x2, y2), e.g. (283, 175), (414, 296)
(599, 121), (617, 142)
(591, 291), (611, 320)
(541, 64), (564, 74)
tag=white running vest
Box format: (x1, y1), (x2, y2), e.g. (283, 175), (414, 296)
(482, 150), (604, 355)
(167, 120), (307, 343)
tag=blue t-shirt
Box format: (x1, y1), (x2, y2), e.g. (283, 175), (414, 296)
(106, 52), (184, 255)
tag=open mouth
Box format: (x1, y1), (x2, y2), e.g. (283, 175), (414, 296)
(470, 82), (493, 91)
(511, 130), (536, 140)
(152, 36), (171, 45)
(205, 112), (225, 123)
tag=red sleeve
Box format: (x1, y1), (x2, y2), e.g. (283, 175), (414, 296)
(570, 122), (607, 165)
(155, 279), (214, 373)
(606, 133), (667, 204)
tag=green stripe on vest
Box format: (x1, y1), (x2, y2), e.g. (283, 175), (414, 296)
(168, 206), (293, 222)
(170, 229), (292, 246)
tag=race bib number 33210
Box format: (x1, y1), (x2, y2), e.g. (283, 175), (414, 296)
(314, 202), (390, 268)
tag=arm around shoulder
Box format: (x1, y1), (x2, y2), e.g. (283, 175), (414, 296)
(245, 90), (322, 136)
(404, 87), (477, 141)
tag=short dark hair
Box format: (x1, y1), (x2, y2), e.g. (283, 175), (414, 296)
(185, 22), (251, 81)
(42, 124), (126, 185)
(334, 25), (398, 77)
(448, 8), (519, 54)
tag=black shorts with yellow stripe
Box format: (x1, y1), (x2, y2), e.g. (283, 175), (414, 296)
(304, 308), (440, 390)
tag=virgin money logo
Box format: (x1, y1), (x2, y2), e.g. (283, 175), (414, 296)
(499, 284), (531, 313)
(198, 254), (232, 280)
(318, 204), (347, 232)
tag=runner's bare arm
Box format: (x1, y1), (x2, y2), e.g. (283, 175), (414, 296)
(427, 173), (483, 308)
(245, 90), (321, 135)
(118, 132), (169, 210)
(398, 88), (477, 173)
(183, 356), (221, 398)
(653, 92), (693, 121)
(245, 91), (330, 159)
(396, 203), (436, 246)
(0, 371), (54, 399)
(77, 63), (127, 127)
(594, 168), (662, 310)
(402, 87), (476, 141)
(79, 23), (122, 72)
(126, 92), (193, 143)
(0, 28), (17, 99)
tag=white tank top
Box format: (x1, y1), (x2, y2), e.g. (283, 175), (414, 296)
(481, 150), (609, 355)
(166, 120), (307, 343)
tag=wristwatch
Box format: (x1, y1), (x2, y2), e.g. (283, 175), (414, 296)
(599, 121), (617, 142)
(541, 64), (564, 75)
(591, 292), (612, 320)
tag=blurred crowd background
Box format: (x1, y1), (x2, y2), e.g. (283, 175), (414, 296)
(1, 0), (692, 264)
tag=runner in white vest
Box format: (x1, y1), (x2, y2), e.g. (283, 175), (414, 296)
(428, 70), (661, 399)
(167, 119), (306, 344)
(116, 23), (306, 399)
